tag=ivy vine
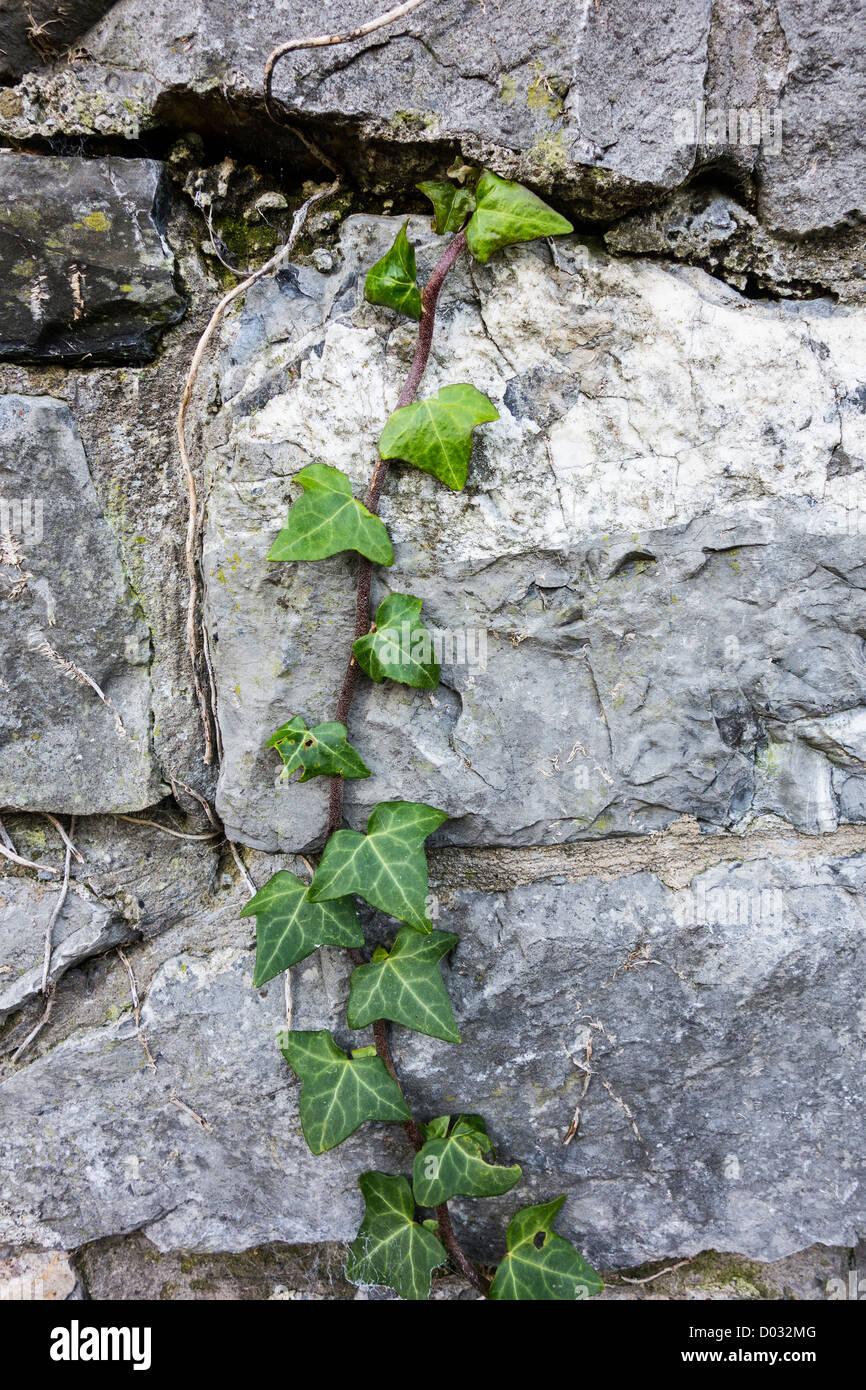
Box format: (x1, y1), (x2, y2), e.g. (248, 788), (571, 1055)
(241, 167), (604, 1300)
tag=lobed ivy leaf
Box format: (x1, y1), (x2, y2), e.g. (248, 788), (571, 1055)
(364, 221), (423, 320)
(352, 593), (440, 690)
(308, 800), (448, 933)
(267, 463), (394, 565)
(347, 927), (460, 1043)
(465, 170), (573, 263)
(267, 715), (371, 783)
(345, 1171), (446, 1301)
(417, 179), (476, 234)
(242, 871), (364, 987)
(378, 383), (499, 492)
(489, 1196), (604, 1301)
(280, 1030), (410, 1154)
(412, 1114), (522, 1205)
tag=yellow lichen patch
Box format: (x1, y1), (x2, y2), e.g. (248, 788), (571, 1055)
(78, 210), (110, 233)
(527, 64), (564, 119)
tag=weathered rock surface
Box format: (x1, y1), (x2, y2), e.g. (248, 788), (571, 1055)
(0, 5), (864, 1298)
(79, 0), (708, 206)
(605, 184), (866, 303)
(69, 1230), (474, 1300)
(1, 849), (862, 1268)
(0, 1247), (77, 1300)
(0, 394), (164, 813)
(0, 174), (234, 797)
(0, 154), (184, 362)
(0, 1), (863, 295)
(0, 2), (117, 84)
(204, 215), (866, 853)
(66, 1229), (858, 1300)
(0, 878), (127, 1023)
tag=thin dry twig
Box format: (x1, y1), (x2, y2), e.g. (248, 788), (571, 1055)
(10, 994), (54, 1065)
(264, 0), (431, 123)
(43, 812), (84, 863)
(118, 947), (157, 1072)
(202, 204), (249, 277)
(601, 1077), (646, 1148)
(31, 639), (127, 738)
(0, 813), (60, 874)
(617, 1258), (695, 1286)
(167, 777), (256, 899)
(168, 777), (222, 833)
(114, 814), (219, 842)
(177, 181), (340, 767)
(10, 815), (83, 1063)
(40, 819), (74, 994)
(563, 1034), (593, 1145)
(227, 839), (257, 897)
(170, 1091), (213, 1131)
(0, 814), (15, 854)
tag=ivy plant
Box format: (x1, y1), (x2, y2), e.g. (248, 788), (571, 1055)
(267, 462), (394, 565)
(267, 717), (371, 783)
(242, 166), (602, 1299)
(352, 593), (440, 689)
(378, 383), (500, 491)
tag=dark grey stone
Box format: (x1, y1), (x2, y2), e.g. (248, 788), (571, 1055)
(0, 154), (184, 363)
(0, 878), (127, 1023)
(0, 394), (164, 813)
(605, 186), (866, 302)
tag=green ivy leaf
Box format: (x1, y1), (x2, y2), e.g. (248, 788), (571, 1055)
(465, 170), (573, 263)
(347, 927), (460, 1043)
(489, 1196), (604, 1301)
(345, 1171), (446, 1301)
(280, 1030), (410, 1154)
(412, 1114), (522, 1205)
(267, 464), (394, 565)
(417, 180), (476, 234)
(308, 800), (448, 932)
(352, 593), (440, 690)
(378, 384), (499, 492)
(267, 715), (371, 783)
(364, 221), (423, 320)
(241, 871), (363, 987)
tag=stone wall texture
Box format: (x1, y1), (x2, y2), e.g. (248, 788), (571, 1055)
(0, 0), (864, 1301)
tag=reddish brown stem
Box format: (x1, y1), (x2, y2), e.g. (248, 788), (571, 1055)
(327, 230), (467, 839)
(435, 1201), (491, 1295)
(337, 231), (489, 1296)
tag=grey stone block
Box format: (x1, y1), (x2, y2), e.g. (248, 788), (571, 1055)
(0, 394), (164, 813)
(0, 154), (184, 363)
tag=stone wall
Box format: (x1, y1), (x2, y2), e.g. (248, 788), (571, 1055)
(0, 0), (864, 1300)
